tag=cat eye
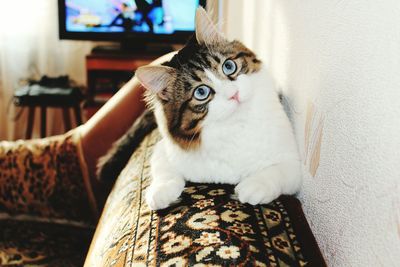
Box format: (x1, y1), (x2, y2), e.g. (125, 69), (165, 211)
(222, 59), (237, 76)
(193, 85), (211, 101)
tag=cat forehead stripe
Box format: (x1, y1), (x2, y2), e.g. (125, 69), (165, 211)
(233, 52), (253, 59)
(205, 69), (220, 85)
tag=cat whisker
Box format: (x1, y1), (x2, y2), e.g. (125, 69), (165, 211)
(187, 125), (202, 149)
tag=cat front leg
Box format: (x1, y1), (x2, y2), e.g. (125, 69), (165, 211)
(234, 160), (302, 205)
(146, 144), (185, 210)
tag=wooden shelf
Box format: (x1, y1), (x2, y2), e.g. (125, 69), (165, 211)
(86, 54), (158, 71)
(84, 52), (161, 119)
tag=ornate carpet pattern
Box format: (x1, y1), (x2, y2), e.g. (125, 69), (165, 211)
(154, 184), (307, 266)
(85, 130), (325, 266)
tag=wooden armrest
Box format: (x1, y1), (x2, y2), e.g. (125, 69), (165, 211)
(79, 52), (176, 202)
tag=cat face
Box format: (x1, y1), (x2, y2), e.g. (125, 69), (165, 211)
(136, 7), (261, 150)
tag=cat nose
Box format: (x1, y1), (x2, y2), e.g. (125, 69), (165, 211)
(229, 91), (240, 102)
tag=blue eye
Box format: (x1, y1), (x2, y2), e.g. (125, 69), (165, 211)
(222, 59), (237, 75)
(193, 85), (211, 101)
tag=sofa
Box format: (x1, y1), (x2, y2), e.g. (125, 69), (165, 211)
(0, 54), (326, 266)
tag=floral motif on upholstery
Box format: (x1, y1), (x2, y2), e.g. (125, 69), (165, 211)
(194, 232), (223, 246)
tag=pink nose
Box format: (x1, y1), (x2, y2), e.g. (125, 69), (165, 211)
(229, 91), (240, 102)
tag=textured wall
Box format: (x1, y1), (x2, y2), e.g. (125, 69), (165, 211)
(222, 0), (400, 265)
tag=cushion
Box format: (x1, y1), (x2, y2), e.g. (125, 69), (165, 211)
(0, 129), (98, 223)
(85, 130), (325, 266)
(0, 129), (98, 266)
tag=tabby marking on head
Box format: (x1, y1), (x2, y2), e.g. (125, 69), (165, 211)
(136, 8), (261, 150)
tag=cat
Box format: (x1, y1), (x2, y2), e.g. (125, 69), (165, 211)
(97, 7), (302, 210)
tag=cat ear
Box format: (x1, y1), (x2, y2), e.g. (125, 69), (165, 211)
(195, 7), (224, 45)
(135, 65), (174, 101)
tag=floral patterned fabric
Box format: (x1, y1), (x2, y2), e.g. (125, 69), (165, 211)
(0, 129), (98, 266)
(85, 130), (325, 266)
(0, 129), (97, 223)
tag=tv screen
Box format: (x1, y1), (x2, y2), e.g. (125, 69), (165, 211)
(58, 0), (206, 43)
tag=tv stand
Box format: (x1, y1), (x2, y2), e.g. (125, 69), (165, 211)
(84, 51), (164, 119)
(91, 43), (174, 56)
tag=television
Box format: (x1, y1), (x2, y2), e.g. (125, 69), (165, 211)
(58, 0), (206, 51)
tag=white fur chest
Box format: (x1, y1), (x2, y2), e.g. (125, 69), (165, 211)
(160, 87), (297, 184)
(152, 66), (298, 185)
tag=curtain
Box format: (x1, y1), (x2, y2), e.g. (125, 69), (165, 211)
(0, 0), (95, 140)
(221, 0), (271, 59)
(220, 0), (289, 90)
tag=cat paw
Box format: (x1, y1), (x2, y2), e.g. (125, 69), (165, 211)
(235, 178), (281, 205)
(145, 180), (184, 210)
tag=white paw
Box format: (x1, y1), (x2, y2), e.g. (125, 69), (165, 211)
(235, 178), (281, 205)
(146, 180), (184, 210)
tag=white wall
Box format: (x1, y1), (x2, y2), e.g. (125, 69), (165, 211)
(222, 0), (400, 265)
